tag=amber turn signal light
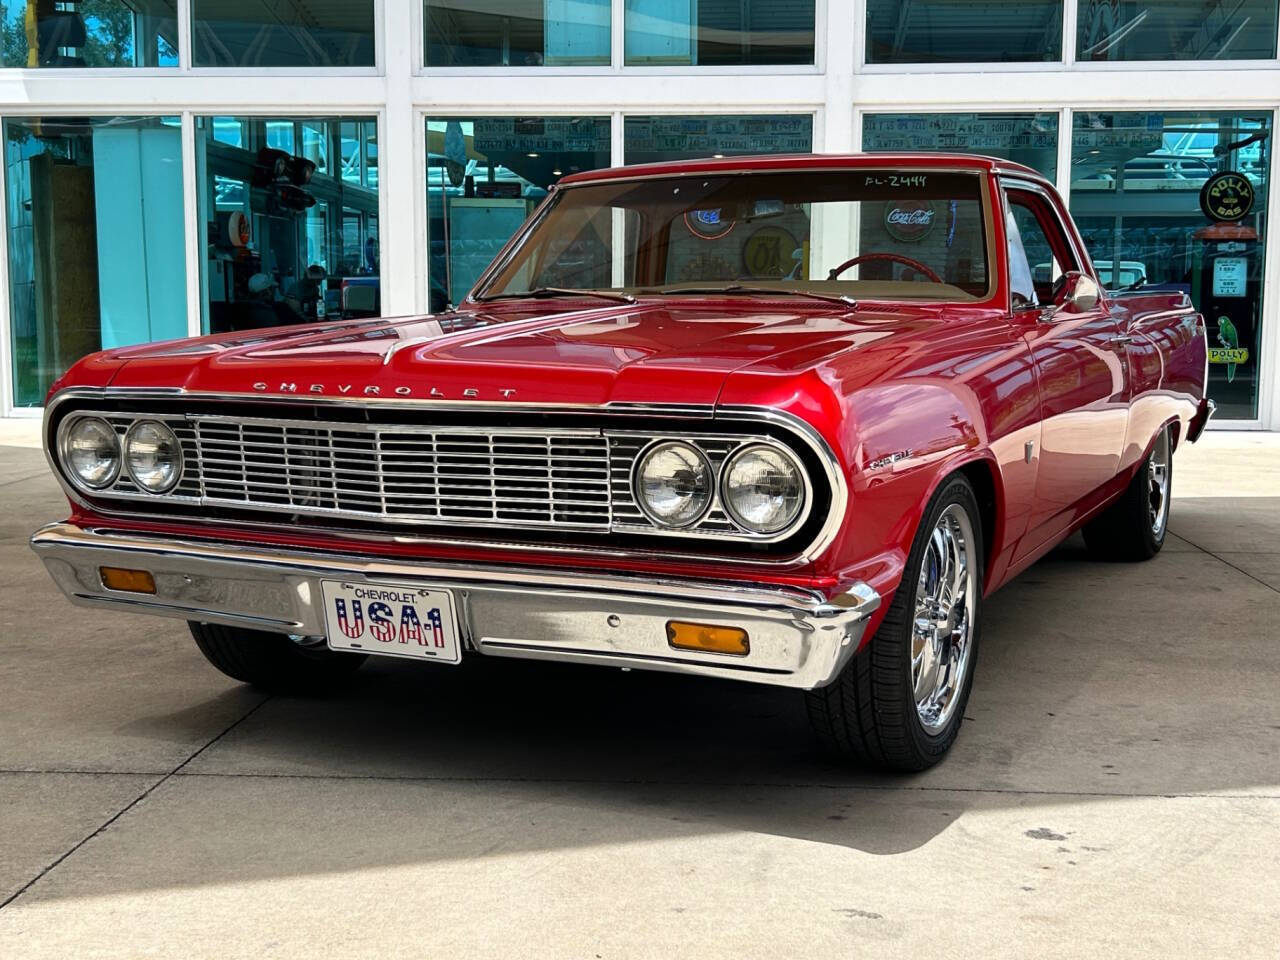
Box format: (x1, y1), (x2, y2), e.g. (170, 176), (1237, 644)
(666, 621), (749, 656)
(99, 566), (156, 595)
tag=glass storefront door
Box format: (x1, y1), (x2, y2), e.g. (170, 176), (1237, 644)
(4, 116), (185, 408)
(1069, 111), (1272, 421)
(425, 116), (611, 311)
(196, 116), (380, 335)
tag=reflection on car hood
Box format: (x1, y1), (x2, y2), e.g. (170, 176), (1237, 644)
(99, 300), (935, 408)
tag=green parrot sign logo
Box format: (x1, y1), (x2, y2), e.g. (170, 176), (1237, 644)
(1208, 316), (1249, 383)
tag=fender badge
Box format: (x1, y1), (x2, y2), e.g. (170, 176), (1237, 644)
(867, 450), (910, 471)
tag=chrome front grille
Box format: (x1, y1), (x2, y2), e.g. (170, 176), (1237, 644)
(99, 414), (613, 530)
(66, 408), (823, 546)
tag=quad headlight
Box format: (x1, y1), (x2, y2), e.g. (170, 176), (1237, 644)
(632, 438), (809, 537)
(60, 417), (120, 490)
(124, 420), (183, 493)
(634, 441), (713, 528)
(721, 444), (806, 534)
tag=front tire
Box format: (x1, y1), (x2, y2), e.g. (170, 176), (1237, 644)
(1082, 424), (1172, 561)
(806, 475), (983, 771)
(190, 622), (366, 694)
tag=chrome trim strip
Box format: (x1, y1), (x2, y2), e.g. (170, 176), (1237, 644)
(43, 388), (850, 566)
(31, 522), (879, 690)
(45, 386), (718, 415)
(716, 404), (848, 562)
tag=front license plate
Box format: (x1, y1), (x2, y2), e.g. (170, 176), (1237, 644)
(321, 580), (461, 664)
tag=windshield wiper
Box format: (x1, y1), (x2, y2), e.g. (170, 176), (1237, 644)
(474, 286), (636, 305)
(638, 284), (857, 308)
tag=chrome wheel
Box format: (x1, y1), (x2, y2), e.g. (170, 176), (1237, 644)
(1148, 428), (1171, 538)
(911, 503), (977, 733)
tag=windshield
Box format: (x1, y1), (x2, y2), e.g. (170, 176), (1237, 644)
(475, 170), (992, 302)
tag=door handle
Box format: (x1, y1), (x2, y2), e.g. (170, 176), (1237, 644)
(1108, 334), (1135, 346)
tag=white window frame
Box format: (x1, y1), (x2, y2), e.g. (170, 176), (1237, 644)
(0, 0), (1273, 427)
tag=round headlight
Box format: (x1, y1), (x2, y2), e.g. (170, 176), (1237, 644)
(722, 444), (806, 535)
(124, 420), (183, 493)
(634, 441), (712, 528)
(61, 417), (120, 490)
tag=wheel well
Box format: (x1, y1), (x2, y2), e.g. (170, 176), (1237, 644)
(956, 460), (997, 588)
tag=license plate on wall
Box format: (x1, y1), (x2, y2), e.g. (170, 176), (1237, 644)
(321, 580), (461, 664)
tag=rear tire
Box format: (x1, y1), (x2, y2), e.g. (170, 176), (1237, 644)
(805, 474), (983, 772)
(1082, 424), (1172, 562)
(189, 622), (366, 694)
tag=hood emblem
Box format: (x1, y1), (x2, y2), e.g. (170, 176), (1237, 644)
(252, 381), (516, 399)
(383, 336), (435, 365)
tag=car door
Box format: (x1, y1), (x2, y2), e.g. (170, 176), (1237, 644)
(1003, 181), (1131, 557)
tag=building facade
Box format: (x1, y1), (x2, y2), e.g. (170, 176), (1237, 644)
(0, 1), (1276, 427)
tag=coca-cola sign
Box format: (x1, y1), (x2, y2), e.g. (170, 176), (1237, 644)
(883, 201), (937, 242)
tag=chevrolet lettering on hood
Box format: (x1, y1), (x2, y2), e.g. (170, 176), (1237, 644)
(251, 381), (517, 398)
(32, 152), (1212, 776)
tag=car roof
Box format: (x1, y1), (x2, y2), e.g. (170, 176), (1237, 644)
(557, 152), (1049, 187)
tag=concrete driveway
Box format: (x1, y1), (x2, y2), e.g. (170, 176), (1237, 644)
(1, 430), (1277, 958)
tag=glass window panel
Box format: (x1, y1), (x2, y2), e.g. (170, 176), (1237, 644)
(336, 120), (378, 187)
(1070, 111), (1272, 420)
(863, 113), (1059, 181)
(0, 1), (177, 67)
(865, 0), (1063, 63)
(623, 114), (813, 165)
(302, 122), (329, 176)
(425, 116), (611, 311)
(340, 122), (360, 185)
(1077, 0), (1277, 61)
(425, 0), (610, 66)
(624, 0), (814, 65)
(191, 0), (374, 67)
(211, 117), (245, 147)
(4, 116), (185, 408)
(197, 115), (379, 335)
(265, 120), (294, 154)
(365, 126), (378, 189)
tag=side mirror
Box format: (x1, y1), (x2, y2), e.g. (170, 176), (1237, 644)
(1047, 271), (1100, 317)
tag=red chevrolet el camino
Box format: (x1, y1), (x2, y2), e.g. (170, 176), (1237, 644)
(32, 154), (1212, 770)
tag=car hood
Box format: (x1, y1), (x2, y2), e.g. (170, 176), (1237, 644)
(99, 300), (932, 408)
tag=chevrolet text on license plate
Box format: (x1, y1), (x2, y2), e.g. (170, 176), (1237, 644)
(321, 580), (462, 664)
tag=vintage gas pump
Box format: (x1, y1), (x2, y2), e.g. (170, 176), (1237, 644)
(1193, 160), (1263, 398)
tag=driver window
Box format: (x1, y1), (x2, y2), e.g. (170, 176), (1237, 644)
(1006, 189), (1079, 305)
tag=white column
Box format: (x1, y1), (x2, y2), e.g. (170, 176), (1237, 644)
(1055, 107), (1073, 205)
(810, 0), (857, 278)
(380, 0), (421, 316)
(181, 112), (203, 338)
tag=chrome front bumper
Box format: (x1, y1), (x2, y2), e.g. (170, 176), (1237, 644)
(30, 523), (880, 690)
